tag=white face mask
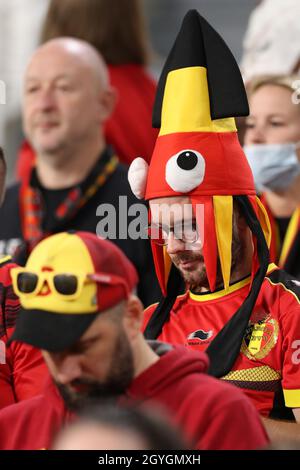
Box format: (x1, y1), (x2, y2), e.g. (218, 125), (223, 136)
(243, 142), (300, 193)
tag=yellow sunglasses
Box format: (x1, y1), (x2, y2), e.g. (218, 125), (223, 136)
(11, 268), (93, 300)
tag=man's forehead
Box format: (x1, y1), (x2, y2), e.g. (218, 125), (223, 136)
(25, 48), (88, 81)
(25, 71), (76, 83)
(150, 196), (193, 223)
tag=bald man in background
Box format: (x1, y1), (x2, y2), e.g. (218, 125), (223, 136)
(0, 38), (160, 307)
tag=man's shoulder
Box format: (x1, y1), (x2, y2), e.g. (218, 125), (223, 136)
(0, 393), (43, 420)
(0, 182), (21, 222)
(142, 294), (187, 331)
(143, 293), (187, 315)
(0, 394), (46, 449)
(2, 181), (21, 204)
(265, 266), (300, 305)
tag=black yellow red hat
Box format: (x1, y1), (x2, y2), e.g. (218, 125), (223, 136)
(9, 232), (138, 352)
(128, 10), (271, 377)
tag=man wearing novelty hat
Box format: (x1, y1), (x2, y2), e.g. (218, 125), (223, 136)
(0, 231), (267, 450)
(128, 10), (300, 438)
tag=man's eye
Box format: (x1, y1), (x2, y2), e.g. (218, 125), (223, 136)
(26, 87), (39, 94)
(270, 121), (284, 127)
(57, 85), (71, 91)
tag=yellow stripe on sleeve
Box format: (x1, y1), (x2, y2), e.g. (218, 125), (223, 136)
(283, 389), (300, 408)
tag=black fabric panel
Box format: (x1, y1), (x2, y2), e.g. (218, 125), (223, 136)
(143, 264), (184, 340)
(199, 13), (249, 119)
(152, 9), (249, 128)
(282, 230), (300, 280)
(269, 387), (295, 421)
(267, 268), (300, 301)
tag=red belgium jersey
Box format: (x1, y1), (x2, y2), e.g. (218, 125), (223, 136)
(143, 264), (300, 419)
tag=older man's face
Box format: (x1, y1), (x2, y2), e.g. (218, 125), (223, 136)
(43, 311), (134, 411)
(22, 45), (105, 157)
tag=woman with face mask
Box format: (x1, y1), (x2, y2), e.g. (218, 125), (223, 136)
(244, 75), (300, 278)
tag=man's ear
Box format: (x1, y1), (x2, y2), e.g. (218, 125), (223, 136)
(98, 86), (118, 122)
(123, 295), (144, 340)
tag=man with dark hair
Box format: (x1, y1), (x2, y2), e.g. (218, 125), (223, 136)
(128, 10), (300, 442)
(0, 231), (268, 450)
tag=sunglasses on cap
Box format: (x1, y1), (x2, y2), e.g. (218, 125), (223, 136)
(11, 268), (130, 300)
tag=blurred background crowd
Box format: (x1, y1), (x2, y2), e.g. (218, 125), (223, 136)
(2, 0), (299, 182)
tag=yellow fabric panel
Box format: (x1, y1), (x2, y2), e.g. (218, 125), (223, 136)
(256, 196), (272, 248)
(267, 263), (278, 274)
(0, 255), (12, 265)
(159, 67), (236, 135)
(213, 196), (233, 291)
(222, 366), (281, 382)
(163, 246), (172, 288)
(283, 389), (300, 408)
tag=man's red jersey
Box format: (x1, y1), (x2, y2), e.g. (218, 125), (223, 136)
(143, 264), (300, 418)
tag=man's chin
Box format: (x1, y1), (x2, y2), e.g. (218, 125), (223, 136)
(177, 268), (208, 288)
(55, 381), (122, 412)
(31, 135), (64, 155)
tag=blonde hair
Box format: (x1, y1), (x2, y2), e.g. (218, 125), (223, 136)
(247, 74), (300, 97)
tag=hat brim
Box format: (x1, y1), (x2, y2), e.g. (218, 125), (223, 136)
(7, 308), (98, 352)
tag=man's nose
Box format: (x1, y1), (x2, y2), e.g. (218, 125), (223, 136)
(166, 232), (186, 255)
(55, 355), (83, 385)
(36, 88), (57, 112)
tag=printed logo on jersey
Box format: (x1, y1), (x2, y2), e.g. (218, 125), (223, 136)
(241, 310), (279, 360)
(186, 329), (213, 346)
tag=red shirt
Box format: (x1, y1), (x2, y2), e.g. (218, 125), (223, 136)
(143, 264), (300, 418)
(0, 377), (73, 450)
(0, 344), (268, 450)
(0, 257), (48, 409)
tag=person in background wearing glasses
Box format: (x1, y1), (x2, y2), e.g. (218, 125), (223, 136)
(128, 10), (300, 443)
(244, 75), (300, 279)
(0, 148), (47, 410)
(0, 231), (268, 450)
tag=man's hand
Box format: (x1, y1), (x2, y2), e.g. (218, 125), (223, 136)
(261, 414), (300, 445)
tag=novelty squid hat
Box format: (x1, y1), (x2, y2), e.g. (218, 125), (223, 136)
(128, 10), (272, 377)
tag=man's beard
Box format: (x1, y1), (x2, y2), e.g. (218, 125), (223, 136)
(171, 225), (245, 292)
(55, 331), (135, 412)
